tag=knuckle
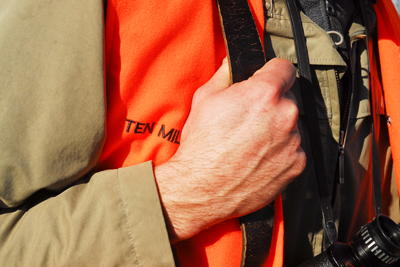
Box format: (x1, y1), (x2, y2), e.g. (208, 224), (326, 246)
(271, 58), (297, 78)
(279, 101), (299, 132)
(264, 79), (283, 96)
(291, 129), (302, 148)
(252, 59), (297, 97)
(283, 133), (306, 179)
(248, 75), (280, 98)
(286, 101), (299, 120)
(295, 150), (307, 176)
(291, 147), (306, 177)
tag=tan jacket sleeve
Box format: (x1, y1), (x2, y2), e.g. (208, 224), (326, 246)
(0, 1), (175, 266)
(0, 163), (175, 267)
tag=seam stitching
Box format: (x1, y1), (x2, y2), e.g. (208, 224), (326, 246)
(321, 71), (333, 118)
(267, 22), (317, 31)
(117, 169), (140, 266)
(275, 55), (345, 63)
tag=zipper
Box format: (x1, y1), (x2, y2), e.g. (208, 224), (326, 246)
(338, 130), (345, 184)
(335, 70), (353, 185)
(325, 0), (336, 17)
(336, 68), (353, 184)
(336, 33), (366, 184)
(339, 73), (352, 132)
(323, 0), (348, 184)
(334, 70), (342, 114)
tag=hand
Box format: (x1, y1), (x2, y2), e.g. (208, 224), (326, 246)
(155, 58), (306, 243)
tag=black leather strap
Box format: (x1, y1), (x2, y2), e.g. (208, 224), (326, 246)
(283, 0), (337, 247)
(216, 0), (275, 266)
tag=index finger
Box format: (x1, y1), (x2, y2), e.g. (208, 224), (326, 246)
(252, 58), (297, 95)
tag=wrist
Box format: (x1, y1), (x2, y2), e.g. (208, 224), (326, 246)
(154, 161), (209, 243)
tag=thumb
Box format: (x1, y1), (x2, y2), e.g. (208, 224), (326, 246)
(197, 58), (230, 97)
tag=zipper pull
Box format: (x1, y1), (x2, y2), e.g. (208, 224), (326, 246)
(325, 0), (336, 16)
(339, 130), (345, 184)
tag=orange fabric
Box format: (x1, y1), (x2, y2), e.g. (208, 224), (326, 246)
(266, 195), (285, 267)
(174, 219), (243, 266)
(374, 0), (400, 196)
(101, 0), (226, 169)
(99, 0), (284, 266)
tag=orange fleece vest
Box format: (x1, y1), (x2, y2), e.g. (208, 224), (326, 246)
(374, 0), (400, 198)
(99, 0), (284, 266)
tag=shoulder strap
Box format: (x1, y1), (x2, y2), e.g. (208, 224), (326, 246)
(216, 0), (275, 266)
(216, 0), (265, 84)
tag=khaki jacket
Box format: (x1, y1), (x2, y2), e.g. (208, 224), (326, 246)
(0, 0), (398, 267)
(0, 1), (174, 266)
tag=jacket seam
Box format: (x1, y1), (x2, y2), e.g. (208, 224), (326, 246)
(267, 22), (317, 31)
(275, 55), (345, 63)
(116, 169), (140, 266)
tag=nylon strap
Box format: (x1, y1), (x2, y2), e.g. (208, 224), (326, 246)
(216, 0), (275, 266)
(283, 0), (338, 247)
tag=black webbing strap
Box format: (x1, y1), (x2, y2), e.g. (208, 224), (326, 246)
(283, 0), (338, 247)
(216, 0), (266, 84)
(240, 204), (275, 267)
(216, 0), (274, 266)
(358, 0), (382, 216)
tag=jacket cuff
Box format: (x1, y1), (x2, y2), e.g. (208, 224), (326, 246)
(117, 161), (175, 267)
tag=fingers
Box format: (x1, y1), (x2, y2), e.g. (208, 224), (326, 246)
(208, 59), (231, 92)
(194, 57), (296, 107)
(252, 58), (297, 95)
(278, 97), (300, 133)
